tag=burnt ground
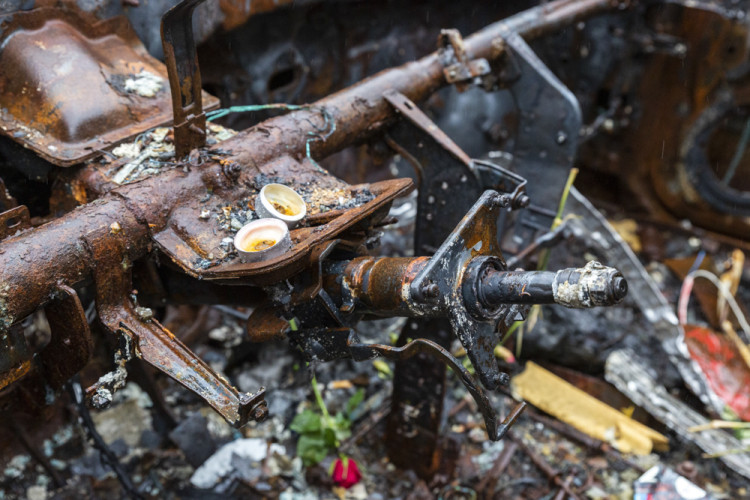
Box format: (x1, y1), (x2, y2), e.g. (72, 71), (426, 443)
(2, 195), (750, 500)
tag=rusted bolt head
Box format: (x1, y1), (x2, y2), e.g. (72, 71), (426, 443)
(252, 404), (269, 422)
(222, 162), (241, 181)
(422, 283), (439, 299)
(514, 194), (531, 209)
(494, 372), (510, 386)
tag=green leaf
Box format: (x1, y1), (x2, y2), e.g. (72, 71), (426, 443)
(373, 359), (392, 379)
(290, 409), (322, 434)
(345, 388), (365, 416)
(296, 433), (329, 466)
(323, 427), (338, 448)
(331, 413), (352, 442)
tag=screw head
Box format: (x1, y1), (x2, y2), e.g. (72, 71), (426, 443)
(422, 282), (439, 299)
(514, 195), (530, 208)
(252, 404), (269, 422)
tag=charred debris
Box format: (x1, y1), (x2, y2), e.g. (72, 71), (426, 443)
(1, 0), (750, 498)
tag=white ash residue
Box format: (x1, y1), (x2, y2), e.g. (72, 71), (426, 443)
(123, 71), (163, 98)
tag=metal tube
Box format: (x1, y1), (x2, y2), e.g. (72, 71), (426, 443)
(479, 262), (628, 309)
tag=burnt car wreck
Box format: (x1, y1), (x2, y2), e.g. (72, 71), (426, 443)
(1, 0), (750, 497)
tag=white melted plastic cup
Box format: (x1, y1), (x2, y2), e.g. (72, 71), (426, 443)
(233, 218), (292, 263)
(255, 183), (306, 228)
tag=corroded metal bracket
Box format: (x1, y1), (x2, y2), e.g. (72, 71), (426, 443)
(88, 228), (267, 427)
(437, 29), (491, 91)
(408, 190), (524, 391)
(39, 285), (93, 390)
(491, 27), (583, 245)
(0, 205), (30, 241)
(161, 0), (208, 158)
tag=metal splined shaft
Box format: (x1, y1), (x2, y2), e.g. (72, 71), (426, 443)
(480, 261), (628, 309)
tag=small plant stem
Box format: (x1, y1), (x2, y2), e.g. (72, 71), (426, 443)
(311, 374), (331, 422)
(511, 168), (578, 358)
(538, 167), (578, 271)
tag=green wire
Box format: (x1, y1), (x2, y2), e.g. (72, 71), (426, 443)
(206, 103), (335, 173)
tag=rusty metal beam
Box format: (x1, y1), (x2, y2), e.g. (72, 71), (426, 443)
(0, 0), (623, 329)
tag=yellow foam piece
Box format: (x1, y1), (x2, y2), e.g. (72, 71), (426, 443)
(511, 362), (668, 455)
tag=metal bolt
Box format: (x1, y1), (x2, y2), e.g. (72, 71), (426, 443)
(252, 404), (269, 422)
(514, 194), (530, 209)
(612, 276), (628, 302)
(422, 283), (439, 299)
(494, 372), (510, 386)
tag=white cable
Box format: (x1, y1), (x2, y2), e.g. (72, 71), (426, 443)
(686, 269), (750, 337)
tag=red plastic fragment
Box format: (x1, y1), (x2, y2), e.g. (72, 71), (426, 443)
(684, 325), (750, 420)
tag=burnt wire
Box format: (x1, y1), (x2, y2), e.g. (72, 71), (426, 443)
(67, 376), (144, 499)
(206, 103), (336, 173)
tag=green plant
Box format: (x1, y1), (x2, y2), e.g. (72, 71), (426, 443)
(501, 167), (579, 358)
(290, 376), (365, 466)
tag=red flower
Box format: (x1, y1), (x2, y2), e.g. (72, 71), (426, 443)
(331, 457), (361, 488)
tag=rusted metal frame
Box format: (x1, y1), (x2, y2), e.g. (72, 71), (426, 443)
(0, 7), (219, 167)
(0, 196), (151, 335)
(38, 285), (93, 390)
(382, 88), (482, 477)
(221, 0), (621, 169)
(0, 0), (623, 386)
(161, 0), (208, 158)
(159, 178), (411, 283)
(0, 205), (30, 241)
(86, 224), (268, 427)
(0, 178), (17, 212)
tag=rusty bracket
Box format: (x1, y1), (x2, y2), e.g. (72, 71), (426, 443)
(161, 0), (208, 158)
(0, 178), (17, 212)
(384, 90), (529, 253)
(438, 29), (491, 91)
(88, 229), (267, 427)
(486, 27), (582, 249)
(348, 334), (526, 440)
(0, 326), (31, 391)
(0, 205), (30, 241)
(409, 190), (525, 391)
(38, 285), (94, 390)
